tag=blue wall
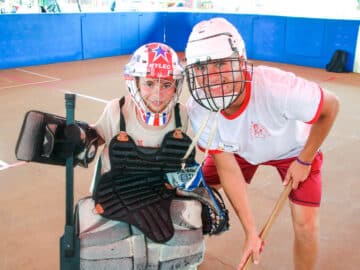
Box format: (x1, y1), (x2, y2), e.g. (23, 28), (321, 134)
(0, 12), (359, 71)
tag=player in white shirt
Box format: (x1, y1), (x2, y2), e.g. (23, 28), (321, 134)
(184, 18), (339, 270)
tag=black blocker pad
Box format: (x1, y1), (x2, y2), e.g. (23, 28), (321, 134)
(15, 110), (85, 166)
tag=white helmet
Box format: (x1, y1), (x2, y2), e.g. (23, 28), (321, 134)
(124, 42), (184, 126)
(184, 18), (252, 112)
(185, 17), (247, 65)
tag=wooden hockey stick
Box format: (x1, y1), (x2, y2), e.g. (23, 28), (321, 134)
(241, 179), (294, 270)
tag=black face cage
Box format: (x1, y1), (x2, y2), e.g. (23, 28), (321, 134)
(185, 58), (253, 112)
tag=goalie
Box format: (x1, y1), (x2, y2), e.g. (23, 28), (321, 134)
(15, 42), (229, 269)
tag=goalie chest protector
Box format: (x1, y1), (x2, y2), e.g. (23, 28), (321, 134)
(93, 97), (195, 243)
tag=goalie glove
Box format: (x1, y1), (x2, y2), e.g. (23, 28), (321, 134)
(15, 110), (99, 167)
(166, 163), (229, 235)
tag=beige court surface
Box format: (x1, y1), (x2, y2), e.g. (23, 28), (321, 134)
(0, 56), (359, 270)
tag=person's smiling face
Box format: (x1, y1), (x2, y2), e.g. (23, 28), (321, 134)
(138, 77), (177, 113)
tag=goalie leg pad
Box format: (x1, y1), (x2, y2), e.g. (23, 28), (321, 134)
(77, 197), (204, 270)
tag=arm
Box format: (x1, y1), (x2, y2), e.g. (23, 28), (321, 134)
(212, 152), (263, 266)
(284, 89), (340, 189)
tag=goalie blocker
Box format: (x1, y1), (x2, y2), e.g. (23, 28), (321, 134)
(15, 110), (99, 167)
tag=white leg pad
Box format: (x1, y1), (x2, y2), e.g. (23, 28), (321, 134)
(78, 198), (205, 270)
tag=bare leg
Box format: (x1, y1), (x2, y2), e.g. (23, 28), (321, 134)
(290, 202), (320, 270)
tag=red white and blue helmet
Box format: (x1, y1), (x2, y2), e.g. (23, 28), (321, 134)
(124, 42), (184, 126)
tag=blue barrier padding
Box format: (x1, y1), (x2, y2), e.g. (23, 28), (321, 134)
(0, 14), (83, 69)
(0, 12), (359, 71)
(138, 12), (166, 46)
(161, 12), (193, 52)
(286, 18), (325, 57)
(252, 16), (287, 61)
(81, 12), (163, 59)
(81, 13), (124, 59)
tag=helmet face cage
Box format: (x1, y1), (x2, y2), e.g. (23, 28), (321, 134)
(185, 57), (253, 112)
(124, 42), (184, 126)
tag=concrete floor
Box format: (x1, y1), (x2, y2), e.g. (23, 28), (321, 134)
(0, 56), (359, 270)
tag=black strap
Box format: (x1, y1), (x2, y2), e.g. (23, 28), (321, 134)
(119, 97), (126, 132)
(174, 103), (182, 129)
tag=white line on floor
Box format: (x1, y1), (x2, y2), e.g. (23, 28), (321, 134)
(0, 161), (27, 171)
(16, 68), (61, 81)
(0, 79), (61, 90)
(61, 90), (109, 104)
(0, 160), (8, 168)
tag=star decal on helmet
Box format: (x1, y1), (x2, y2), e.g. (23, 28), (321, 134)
(152, 45), (169, 62)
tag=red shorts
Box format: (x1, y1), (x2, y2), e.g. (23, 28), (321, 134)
(202, 151), (323, 207)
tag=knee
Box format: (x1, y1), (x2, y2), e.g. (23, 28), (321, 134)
(293, 217), (319, 242)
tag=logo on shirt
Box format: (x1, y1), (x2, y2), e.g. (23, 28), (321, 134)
(218, 142), (239, 152)
(250, 121), (270, 139)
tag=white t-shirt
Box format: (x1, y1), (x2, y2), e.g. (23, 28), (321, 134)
(187, 65), (324, 165)
(94, 95), (188, 174)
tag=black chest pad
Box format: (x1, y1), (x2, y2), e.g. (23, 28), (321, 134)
(93, 130), (195, 243)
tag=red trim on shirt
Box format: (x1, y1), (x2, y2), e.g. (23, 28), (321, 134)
(221, 71), (252, 120)
(197, 144), (223, 155)
(306, 87), (324, 124)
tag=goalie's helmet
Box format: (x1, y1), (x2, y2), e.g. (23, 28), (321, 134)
(124, 42), (184, 126)
(185, 17), (252, 112)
